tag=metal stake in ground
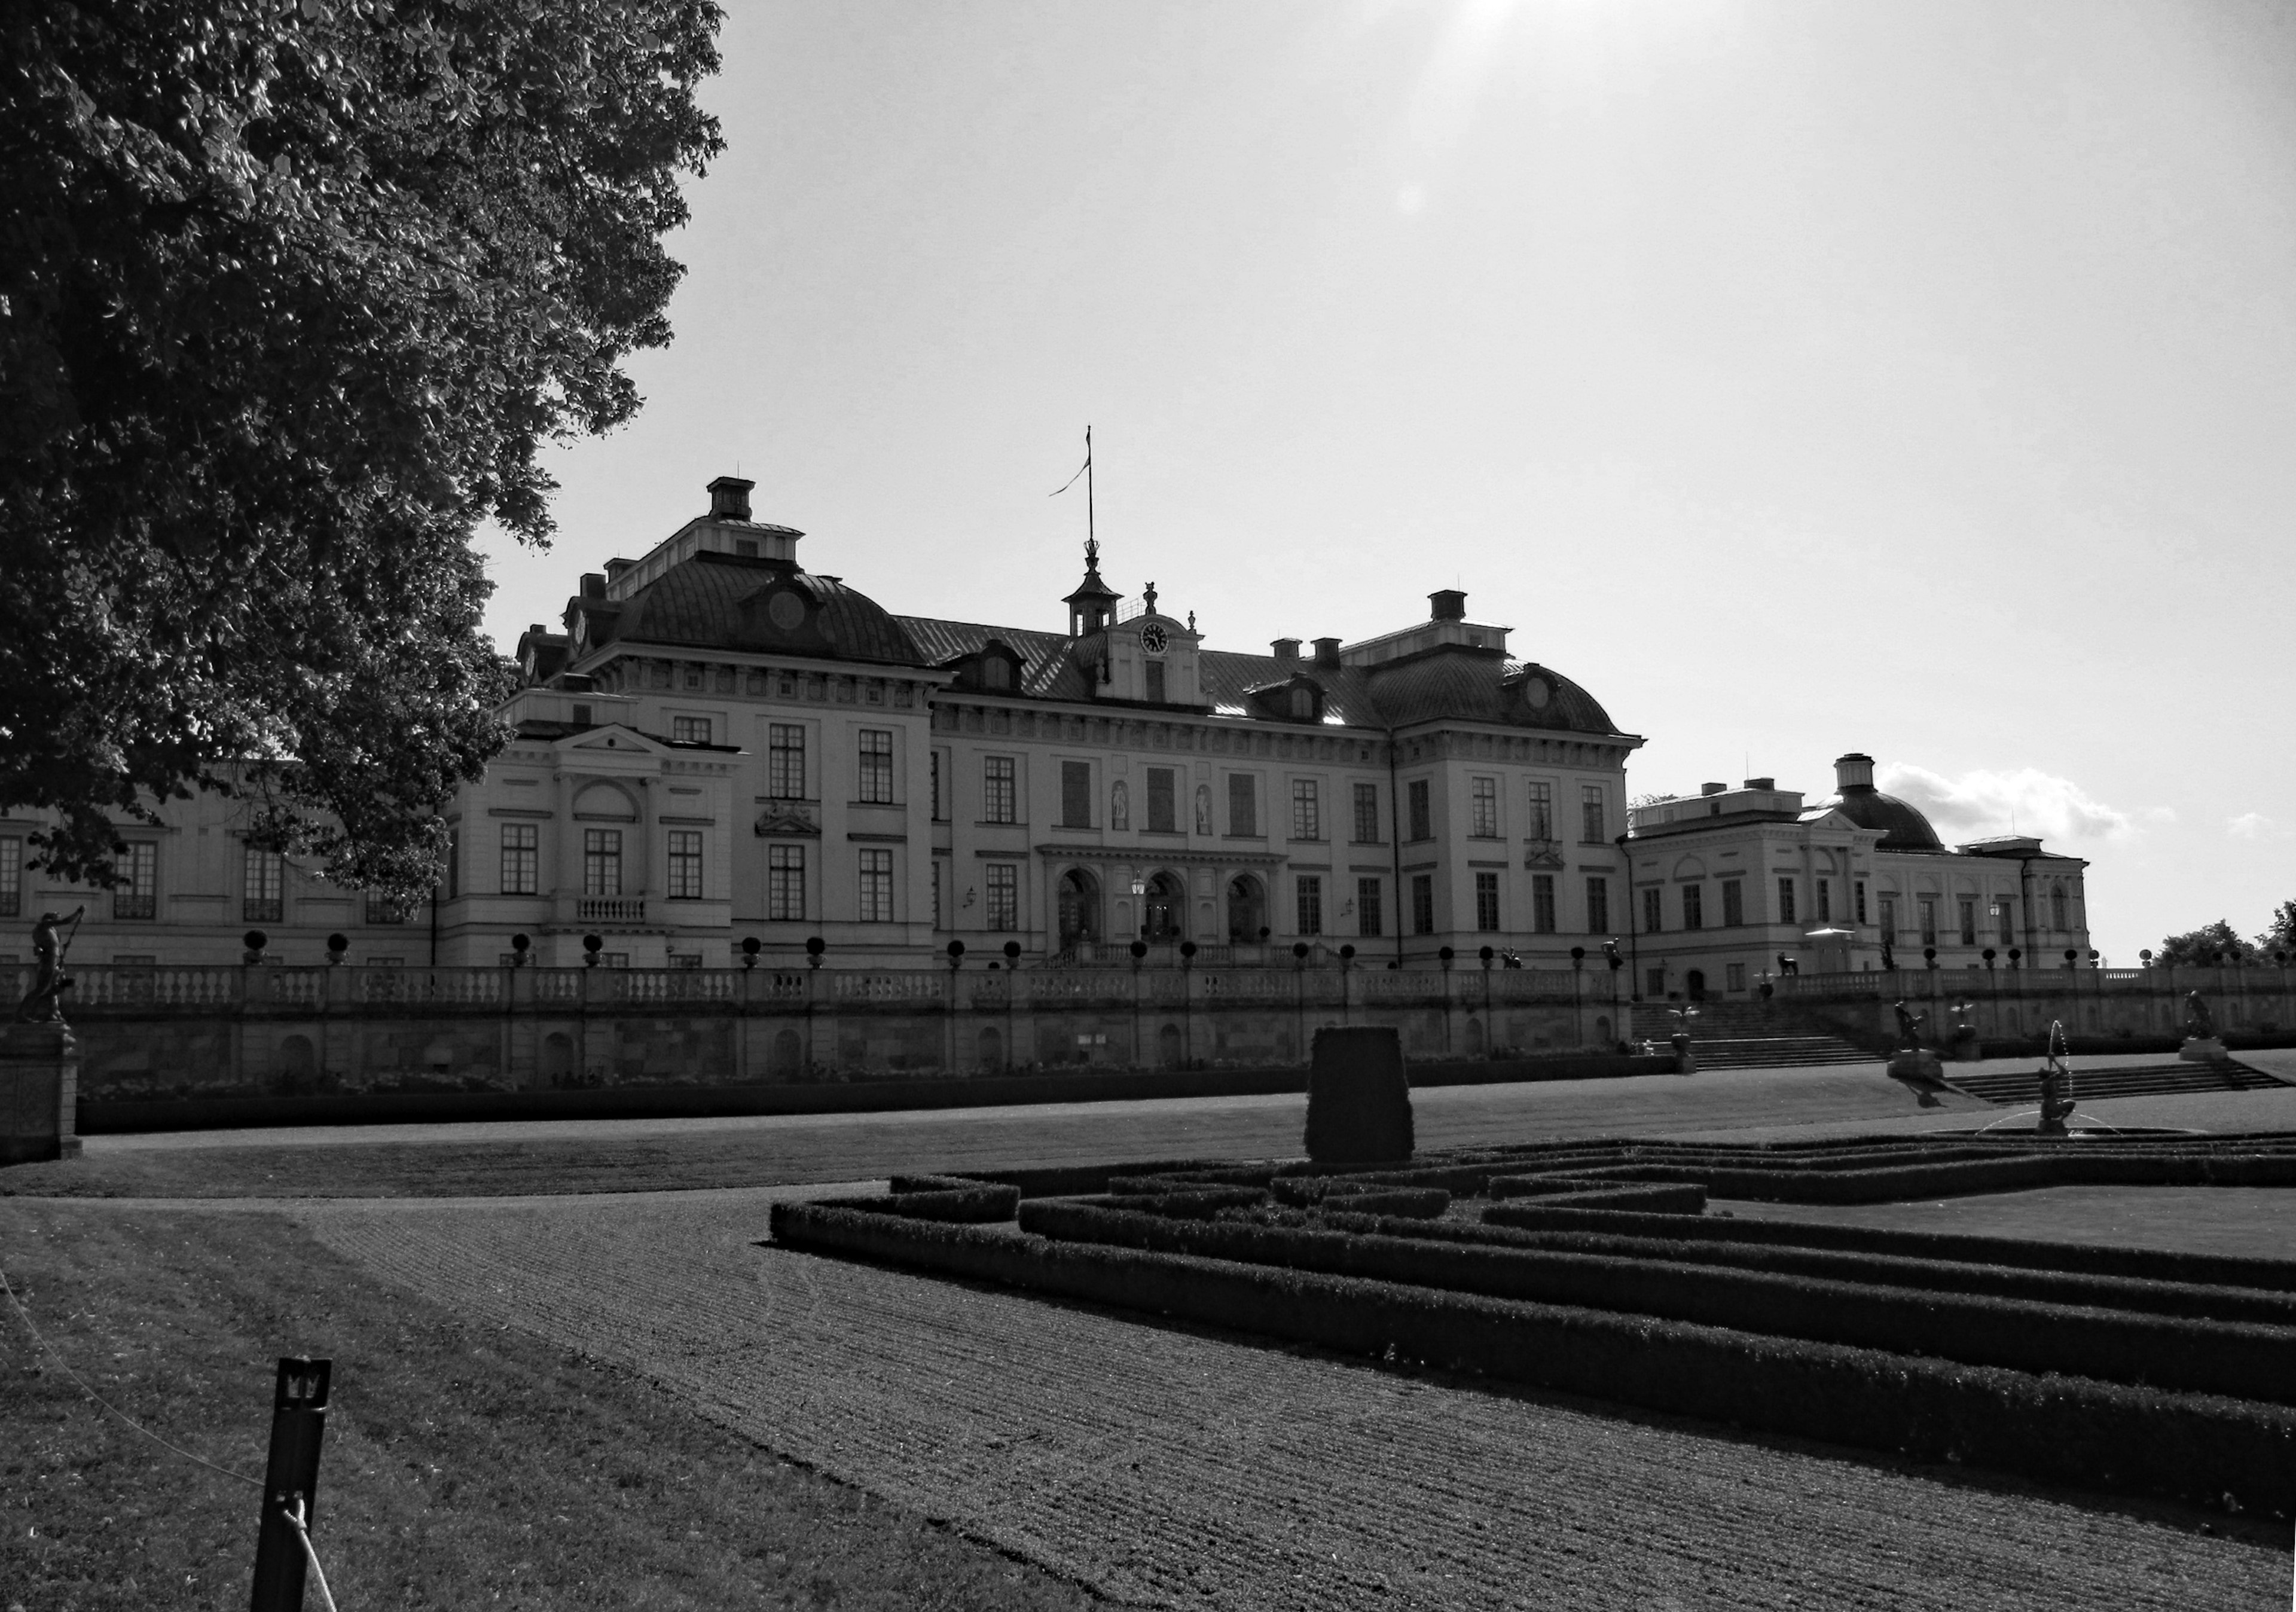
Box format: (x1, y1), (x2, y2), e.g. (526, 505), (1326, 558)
(251, 1355), (331, 1612)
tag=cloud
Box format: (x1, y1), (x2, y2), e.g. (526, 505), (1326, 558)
(1877, 764), (2138, 844)
(2228, 813), (2290, 841)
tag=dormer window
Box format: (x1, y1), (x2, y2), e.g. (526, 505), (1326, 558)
(1290, 686), (1314, 720)
(982, 658), (1012, 691)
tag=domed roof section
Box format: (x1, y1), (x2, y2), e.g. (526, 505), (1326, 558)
(608, 552), (921, 666)
(1811, 785), (1946, 851)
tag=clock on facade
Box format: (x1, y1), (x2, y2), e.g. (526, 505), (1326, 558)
(1140, 624), (1168, 654)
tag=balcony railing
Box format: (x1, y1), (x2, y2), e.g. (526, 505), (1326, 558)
(576, 896), (646, 924)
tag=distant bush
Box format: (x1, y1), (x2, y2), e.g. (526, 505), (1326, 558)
(1303, 1027), (1413, 1165)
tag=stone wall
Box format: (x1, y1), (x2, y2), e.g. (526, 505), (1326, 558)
(1775, 966), (2296, 1052)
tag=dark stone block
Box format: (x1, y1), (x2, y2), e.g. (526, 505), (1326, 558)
(1303, 1025), (1413, 1164)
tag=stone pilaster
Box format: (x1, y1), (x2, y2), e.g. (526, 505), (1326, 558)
(2, 1022), (81, 1165)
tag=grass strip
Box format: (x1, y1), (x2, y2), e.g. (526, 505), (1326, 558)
(770, 1201), (2296, 1520)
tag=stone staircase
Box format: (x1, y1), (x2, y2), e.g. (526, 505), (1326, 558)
(1659, 1000), (1873, 1071)
(1948, 1058), (2290, 1106)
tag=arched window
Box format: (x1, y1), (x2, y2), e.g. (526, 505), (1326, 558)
(2051, 881), (2069, 932)
(980, 657), (1011, 691)
(1290, 686), (1315, 720)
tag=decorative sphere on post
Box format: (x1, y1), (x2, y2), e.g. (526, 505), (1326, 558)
(740, 936), (761, 969)
(1177, 940), (1196, 963)
(582, 933), (603, 968)
(805, 936), (825, 970)
(1129, 939), (1148, 961)
(325, 932), (348, 966)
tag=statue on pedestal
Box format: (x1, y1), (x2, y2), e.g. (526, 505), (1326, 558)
(2179, 989), (2230, 1065)
(1885, 998), (1955, 1107)
(14, 907), (84, 1025)
(2035, 1021), (2077, 1136)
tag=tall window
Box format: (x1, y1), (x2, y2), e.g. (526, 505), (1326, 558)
(1584, 875), (1608, 935)
(1357, 877), (1382, 938)
(1525, 781), (1554, 841)
(769, 845), (805, 920)
(1470, 777), (1498, 837)
(1228, 773), (1257, 837)
(1291, 778), (1320, 839)
(858, 848), (894, 921)
(0, 836), (19, 918)
(1407, 779), (1431, 841)
(1474, 872), (1500, 932)
(1879, 896), (1897, 935)
(667, 831), (703, 899)
(987, 864), (1018, 931)
(1958, 900), (1977, 945)
(1060, 760), (1092, 828)
(930, 752), (943, 820)
(1778, 877), (1797, 926)
(1352, 782), (1379, 844)
(583, 829), (622, 896)
(1996, 899), (2014, 944)
(672, 715), (711, 744)
(1580, 785), (1606, 844)
(1918, 897), (1938, 947)
(1854, 881), (1868, 924)
(2051, 883), (2069, 932)
(1144, 661), (1166, 703)
(857, 729), (894, 804)
(1721, 879), (1744, 927)
(243, 847), (283, 924)
(365, 892), (408, 925)
(1410, 874), (1435, 936)
(983, 756), (1016, 823)
(501, 825), (538, 895)
(1289, 686), (1314, 720)
(1146, 768), (1177, 833)
(1296, 875), (1323, 936)
(1642, 887), (1663, 934)
(115, 842), (157, 920)
(1816, 878), (1831, 923)
(768, 724), (806, 799)
(1531, 874), (1556, 934)
(1682, 884), (1704, 930)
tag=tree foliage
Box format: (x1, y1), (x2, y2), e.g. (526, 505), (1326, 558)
(2152, 920), (2258, 968)
(0, 0), (723, 900)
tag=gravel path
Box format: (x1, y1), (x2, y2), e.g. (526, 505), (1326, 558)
(297, 1187), (2286, 1612)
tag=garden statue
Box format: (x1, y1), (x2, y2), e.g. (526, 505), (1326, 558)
(2179, 989), (2229, 1065)
(1667, 1005), (1699, 1074)
(1884, 997), (1955, 1107)
(2035, 1020), (2077, 1136)
(14, 906), (84, 1025)
(1944, 1000), (1981, 1062)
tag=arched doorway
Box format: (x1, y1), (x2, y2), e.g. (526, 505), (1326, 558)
(1057, 869), (1101, 949)
(1594, 1015), (1612, 1046)
(977, 1025), (1003, 1071)
(1226, 875), (1266, 944)
(540, 1032), (574, 1086)
(1158, 1023), (1183, 1067)
(1686, 969), (1706, 1002)
(1463, 1018), (1486, 1055)
(1143, 872), (1184, 942)
(769, 1027), (802, 1077)
(277, 1034), (315, 1095)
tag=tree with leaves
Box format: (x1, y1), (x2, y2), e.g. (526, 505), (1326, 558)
(2256, 899), (2296, 960)
(1, 0), (723, 903)
(2151, 920), (2256, 968)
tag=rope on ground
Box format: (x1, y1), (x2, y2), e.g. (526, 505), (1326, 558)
(286, 1498), (342, 1612)
(0, 1263), (264, 1491)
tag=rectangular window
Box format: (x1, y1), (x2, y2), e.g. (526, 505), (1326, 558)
(243, 846), (283, 924)
(1879, 896), (1897, 936)
(1531, 874), (1556, 934)
(1470, 776), (1499, 837)
(1291, 778), (1321, 840)
(983, 756), (1016, 823)
(584, 829), (622, 897)
(1683, 884), (1704, 930)
(769, 844), (805, 921)
(115, 842), (157, 920)
(1645, 967), (1666, 998)
(1474, 872), (1500, 932)
(1778, 877), (1797, 926)
(365, 892), (407, 925)
(1996, 900), (2014, 944)
(768, 723), (806, 799)
(1411, 874), (1435, 936)
(1726, 963), (1747, 992)
(1526, 781), (1553, 841)
(1296, 875), (1323, 936)
(667, 830), (703, 899)
(1642, 886), (1663, 934)
(1407, 779), (1431, 841)
(987, 864), (1018, 931)
(501, 825), (538, 895)
(1585, 875), (1609, 935)
(668, 952), (703, 970)
(1228, 773), (1257, 837)
(0, 836), (19, 918)
(857, 728), (894, 804)
(1816, 878), (1831, 923)
(1146, 768), (1177, 834)
(1580, 785), (1607, 844)
(1061, 759), (1092, 828)
(1721, 879), (1744, 927)
(1918, 897), (1938, 947)
(1144, 661), (1165, 704)
(1959, 899), (1977, 946)
(672, 715), (711, 744)
(1855, 881), (1868, 924)
(1352, 782), (1379, 844)
(1357, 877), (1382, 938)
(858, 848), (894, 922)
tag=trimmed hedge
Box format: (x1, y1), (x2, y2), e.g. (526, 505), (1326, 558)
(1014, 1200), (2296, 1406)
(1103, 1185), (1270, 1219)
(1498, 1185), (1708, 1216)
(835, 1181), (1020, 1223)
(768, 1201), (2296, 1519)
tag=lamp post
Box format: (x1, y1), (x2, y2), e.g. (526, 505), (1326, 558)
(1438, 945), (1455, 1056)
(1570, 946), (1585, 1048)
(1131, 938), (1149, 1067)
(1002, 939), (1021, 1068)
(804, 936), (825, 1074)
(1130, 873), (1147, 952)
(1602, 939), (1624, 1048)
(1479, 944), (1495, 1052)
(1292, 940), (1310, 1064)
(1178, 939), (1197, 1065)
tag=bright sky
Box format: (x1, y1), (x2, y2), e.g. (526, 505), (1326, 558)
(477, 0), (2296, 965)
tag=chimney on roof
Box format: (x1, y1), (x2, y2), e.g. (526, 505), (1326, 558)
(1700, 782), (1726, 796)
(1744, 777), (1775, 790)
(1311, 636), (1342, 668)
(707, 475), (755, 521)
(580, 572), (606, 600)
(603, 557), (634, 586)
(1271, 637), (1301, 661)
(1834, 753), (1876, 792)
(1428, 589), (1467, 622)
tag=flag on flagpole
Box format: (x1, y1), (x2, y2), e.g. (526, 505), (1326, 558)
(1050, 425), (1091, 497)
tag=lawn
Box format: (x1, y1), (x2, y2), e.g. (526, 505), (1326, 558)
(0, 1202), (1097, 1610)
(1719, 1185), (2296, 1263)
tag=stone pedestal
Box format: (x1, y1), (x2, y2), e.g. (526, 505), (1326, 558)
(2, 1022), (81, 1165)
(1945, 1028), (1982, 1063)
(1670, 1035), (1697, 1076)
(2179, 1036), (2230, 1065)
(1886, 1048), (1952, 1107)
